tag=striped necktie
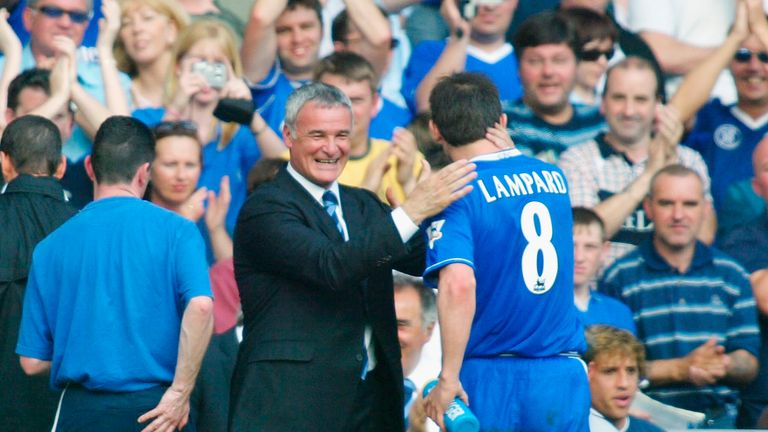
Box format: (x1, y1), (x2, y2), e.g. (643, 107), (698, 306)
(322, 190), (344, 236)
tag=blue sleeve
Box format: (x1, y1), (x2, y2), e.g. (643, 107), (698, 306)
(726, 267), (761, 357)
(174, 222), (214, 306)
(16, 254), (53, 360)
(132, 108), (166, 127)
(401, 40), (444, 114)
(422, 199), (474, 288)
(249, 62), (280, 109)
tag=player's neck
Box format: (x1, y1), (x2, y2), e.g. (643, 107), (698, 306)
(574, 283), (591, 310)
(445, 139), (512, 161)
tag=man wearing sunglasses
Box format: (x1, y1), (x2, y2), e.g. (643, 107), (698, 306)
(683, 0), (768, 237)
(0, 0), (131, 208)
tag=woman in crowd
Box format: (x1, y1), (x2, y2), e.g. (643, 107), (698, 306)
(559, 7), (618, 106)
(114, 0), (189, 109)
(133, 20), (284, 242)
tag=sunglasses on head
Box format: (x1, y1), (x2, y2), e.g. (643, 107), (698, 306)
(31, 5), (92, 23)
(153, 121), (198, 140)
(734, 48), (768, 64)
(580, 47), (615, 62)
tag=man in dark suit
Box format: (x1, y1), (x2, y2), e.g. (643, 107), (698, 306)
(229, 82), (477, 432)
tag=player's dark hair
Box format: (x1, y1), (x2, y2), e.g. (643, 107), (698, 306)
(429, 72), (501, 148)
(91, 116), (155, 184)
(7, 68), (51, 111)
(513, 10), (580, 61)
(0, 115), (62, 175)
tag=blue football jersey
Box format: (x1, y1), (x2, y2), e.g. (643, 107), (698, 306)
(424, 149), (585, 358)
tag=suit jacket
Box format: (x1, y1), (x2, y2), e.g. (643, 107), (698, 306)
(229, 167), (424, 431)
(190, 328), (239, 432)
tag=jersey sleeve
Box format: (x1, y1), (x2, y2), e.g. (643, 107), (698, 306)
(16, 253), (54, 361)
(174, 221), (214, 306)
(422, 199), (474, 288)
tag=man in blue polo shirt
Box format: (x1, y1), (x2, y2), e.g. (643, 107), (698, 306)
(600, 164), (760, 428)
(422, 72), (588, 431)
(16, 116), (214, 431)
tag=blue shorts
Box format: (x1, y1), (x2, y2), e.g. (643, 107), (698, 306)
(460, 355), (590, 431)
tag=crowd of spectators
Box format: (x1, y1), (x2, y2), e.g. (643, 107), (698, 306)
(4, 0), (768, 430)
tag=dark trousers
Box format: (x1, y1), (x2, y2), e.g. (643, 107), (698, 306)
(342, 366), (394, 432)
(55, 385), (194, 432)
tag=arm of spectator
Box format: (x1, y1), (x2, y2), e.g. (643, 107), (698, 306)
(0, 8), (21, 124)
(639, 32), (718, 76)
(240, 0), (286, 84)
(96, 0), (130, 116)
(423, 263), (474, 430)
(205, 176), (234, 262)
(723, 348), (758, 385)
(28, 54), (71, 120)
(380, 0), (421, 13)
(392, 127), (419, 195)
(697, 200), (717, 245)
(361, 145), (393, 194)
(647, 337), (729, 387)
(19, 356), (52, 375)
(749, 269), (768, 315)
(414, 0), (470, 112)
(668, 0), (747, 123)
(138, 295), (213, 432)
(251, 111), (286, 158)
(164, 65), (207, 121)
(748, 0), (768, 51)
(343, 0), (393, 79)
(220, 67), (287, 158)
(594, 105), (681, 238)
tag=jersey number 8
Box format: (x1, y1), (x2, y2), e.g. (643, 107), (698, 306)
(521, 201), (558, 295)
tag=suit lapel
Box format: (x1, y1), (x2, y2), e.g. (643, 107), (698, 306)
(278, 168), (345, 242)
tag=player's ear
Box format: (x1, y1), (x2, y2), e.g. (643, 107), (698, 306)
(428, 120), (444, 144)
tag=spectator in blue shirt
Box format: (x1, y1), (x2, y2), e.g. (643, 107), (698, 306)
(572, 207), (635, 334)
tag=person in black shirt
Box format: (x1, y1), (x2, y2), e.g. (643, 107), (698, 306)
(0, 115), (76, 431)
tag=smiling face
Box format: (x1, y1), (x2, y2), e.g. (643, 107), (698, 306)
(318, 73), (377, 151)
(119, 4), (177, 67)
(24, 0), (90, 58)
(519, 43), (577, 115)
(601, 66), (657, 146)
(150, 135), (201, 207)
(732, 35), (768, 110)
(275, 5), (322, 79)
(589, 353), (638, 428)
(284, 102), (352, 187)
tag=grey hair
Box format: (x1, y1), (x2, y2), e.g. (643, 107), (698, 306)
(393, 271), (437, 330)
(28, 0), (94, 11)
(284, 82), (353, 138)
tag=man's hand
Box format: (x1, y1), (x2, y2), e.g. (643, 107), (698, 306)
(392, 127), (419, 192)
(137, 386), (191, 432)
(685, 337), (729, 386)
(440, 0), (470, 40)
(361, 146), (393, 194)
(179, 187), (208, 222)
(96, 0), (121, 54)
(485, 117), (514, 150)
(204, 176), (231, 233)
(746, 0), (766, 40)
(646, 104), (682, 174)
(400, 159), (476, 225)
(0, 8), (21, 55)
(423, 376), (469, 430)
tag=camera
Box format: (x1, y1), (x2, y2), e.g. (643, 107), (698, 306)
(191, 61), (227, 89)
(460, 0), (504, 19)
